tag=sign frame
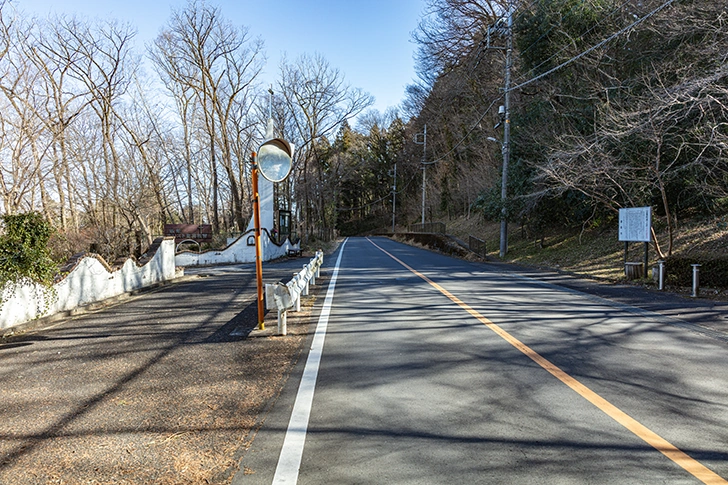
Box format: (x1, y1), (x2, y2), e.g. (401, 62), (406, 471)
(618, 207), (651, 243)
(163, 224), (213, 243)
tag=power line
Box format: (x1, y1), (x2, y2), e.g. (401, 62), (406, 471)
(411, 0), (651, 167)
(509, 0), (677, 93)
(335, 169), (421, 213)
(422, 96), (503, 167)
(513, 0), (634, 85)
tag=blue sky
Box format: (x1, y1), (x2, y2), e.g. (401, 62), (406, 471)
(15, 0), (425, 115)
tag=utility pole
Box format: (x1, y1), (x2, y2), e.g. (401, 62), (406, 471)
(414, 124), (427, 226)
(392, 162), (397, 233)
(499, 1), (513, 258)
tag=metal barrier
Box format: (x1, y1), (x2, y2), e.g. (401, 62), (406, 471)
(469, 236), (487, 258)
(265, 250), (324, 335)
(408, 222), (446, 234)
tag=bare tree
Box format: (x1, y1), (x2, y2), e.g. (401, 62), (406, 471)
(150, 0), (264, 232)
(278, 53), (373, 238)
(531, 2), (728, 257)
(413, 0), (506, 84)
(25, 16), (95, 230)
(52, 16), (138, 233)
(0, 13), (50, 215)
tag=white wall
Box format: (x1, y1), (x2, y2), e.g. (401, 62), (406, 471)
(171, 173), (299, 267)
(175, 228), (300, 266)
(246, 176), (274, 233)
(0, 238), (177, 332)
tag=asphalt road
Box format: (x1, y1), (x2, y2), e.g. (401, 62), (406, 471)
(238, 236), (728, 485)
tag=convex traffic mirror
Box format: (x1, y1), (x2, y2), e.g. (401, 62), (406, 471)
(257, 138), (293, 183)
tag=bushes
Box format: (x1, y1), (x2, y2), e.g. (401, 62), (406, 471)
(0, 212), (57, 289)
(665, 256), (728, 289)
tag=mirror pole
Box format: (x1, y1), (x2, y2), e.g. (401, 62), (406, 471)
(252, 151), (265, 330)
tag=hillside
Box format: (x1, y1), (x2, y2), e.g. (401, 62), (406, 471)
(445, 215), (728, 298)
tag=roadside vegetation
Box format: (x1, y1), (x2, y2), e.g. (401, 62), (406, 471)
(390, 0), (728, 294)
(324, 1), (728, 294)
(446, 213), (728, 296)
(0, 212), (57, 307)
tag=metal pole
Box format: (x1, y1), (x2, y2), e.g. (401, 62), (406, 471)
(691, 264), (701, 298)
(421, 124), (427, 226)
(658, 260), (665, 290)
(392, 162), (397, 233)
(499, 0), (513, 258)
(252, 152), (265, 330)
(268, 86), (273, 120)
(421, 166), (426, 226)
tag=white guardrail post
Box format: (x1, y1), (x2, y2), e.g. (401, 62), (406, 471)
(265, 251), (324, 336)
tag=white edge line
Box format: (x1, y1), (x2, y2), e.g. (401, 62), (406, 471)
(272, 237), (348, 484)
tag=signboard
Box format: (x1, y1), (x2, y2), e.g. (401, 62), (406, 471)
(618, 207), (651, 242)
(163, 224), (213, 243)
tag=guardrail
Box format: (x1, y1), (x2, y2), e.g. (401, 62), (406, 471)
(265, 250), (324, 335)
(469, 235), (487, 259)
(408, 222), (446, 234)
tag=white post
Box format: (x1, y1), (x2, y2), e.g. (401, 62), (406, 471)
(658, 260), (665, 291)
(278, 309), (287, 336)
(691, 264), (701, 298)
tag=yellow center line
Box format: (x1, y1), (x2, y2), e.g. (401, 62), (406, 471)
(368, 238), (727, 485)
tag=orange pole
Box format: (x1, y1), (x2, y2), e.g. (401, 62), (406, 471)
(252, 152), (265, 330)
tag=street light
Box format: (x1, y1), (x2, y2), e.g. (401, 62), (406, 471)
(499, 0), (514, 259)
(484, 0), (514, 259)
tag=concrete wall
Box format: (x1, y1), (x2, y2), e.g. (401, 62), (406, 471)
(175, 228), (299, 266)
(0, 238), (177, 332)
(174, 173), (300, 267)
(246, 176), (274, 233)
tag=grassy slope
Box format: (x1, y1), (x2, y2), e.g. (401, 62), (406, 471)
(446, 215), (728, 293)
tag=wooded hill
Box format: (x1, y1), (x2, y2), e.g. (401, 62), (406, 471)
(382, 0), (727, 264)
(400, 0), (728, 255)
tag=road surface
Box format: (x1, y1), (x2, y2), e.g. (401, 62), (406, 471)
(238, 236), (728, 485)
